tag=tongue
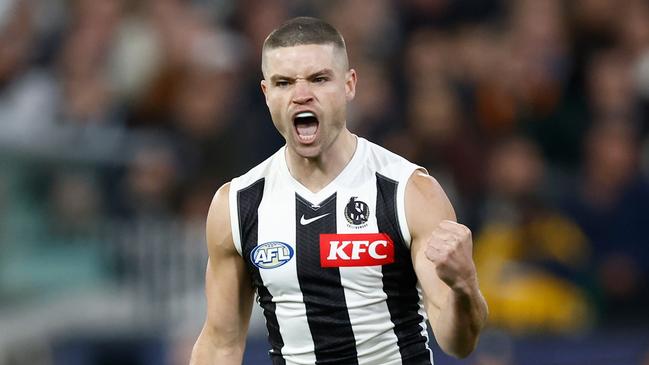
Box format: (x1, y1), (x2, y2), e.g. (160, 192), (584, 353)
(296, 121), (318, 136)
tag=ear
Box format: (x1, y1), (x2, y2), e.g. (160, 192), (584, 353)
(261, 79), (269, 104)
(345, 69), (357, 101)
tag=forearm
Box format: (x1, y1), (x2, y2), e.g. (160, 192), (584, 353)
(189, 325), (246, 365)
(432, 279), (488, 358)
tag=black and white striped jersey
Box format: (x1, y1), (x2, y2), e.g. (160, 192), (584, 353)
(228, 137), (433, 365)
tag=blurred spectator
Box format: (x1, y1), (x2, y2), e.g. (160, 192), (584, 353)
(402, 27), (451, 91)
(233, 0), (289, 62)
(179, 180), (215, 223)
(0, 0), (59, 136)
(117, 141), (181, 219)
(399, 0), (502, 30)
(617, 0), (649, 59)
(107, 2), (162, 106)
(388, 80), (484, 223)
(568, 0), (620, 56)
(47, 171), (103, 236)
(122, 0), (246, 130)
(169, 46), (253, 218)
(325, 0), (401, 65)
(622, 1), (649, 129)
(55, 0), (125, 126)
(171, 60), (239, 170)
(473, 0), (580, 167)
(507, 0), (569, 116)
(347, 61), (399, 140)
(586, 49), (638, 121)
(561, 120), (649, 324)
(474, 136), (593, 333)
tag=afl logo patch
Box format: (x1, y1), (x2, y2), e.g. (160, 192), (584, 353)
(345, 197), (369, 228)
(250, 242), (294, 269)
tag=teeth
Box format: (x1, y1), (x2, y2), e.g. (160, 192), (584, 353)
(295, 111), (315, 119)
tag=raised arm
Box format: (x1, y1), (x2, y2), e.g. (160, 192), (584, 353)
(406, 171), (488, 358)
(190, 183), (255, 365)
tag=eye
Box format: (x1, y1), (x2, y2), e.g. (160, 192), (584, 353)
(313, 76), (328, 83)
(275, 80), (290, 88)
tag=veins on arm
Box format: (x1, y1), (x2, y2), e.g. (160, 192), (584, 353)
(406, 171), (487, 358)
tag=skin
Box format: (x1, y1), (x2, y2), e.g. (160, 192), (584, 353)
(261, 43), (358, 192)
(407, 171), (488, 357)
(190, 183), (254, 365)
(190, 42), (487, 365)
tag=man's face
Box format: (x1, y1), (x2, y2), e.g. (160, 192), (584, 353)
(261, 44), (356, 158)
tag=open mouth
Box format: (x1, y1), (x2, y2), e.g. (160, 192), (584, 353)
(293, 111), (319, 144)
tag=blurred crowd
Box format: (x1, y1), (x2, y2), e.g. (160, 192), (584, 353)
(1, 0), (649, 342)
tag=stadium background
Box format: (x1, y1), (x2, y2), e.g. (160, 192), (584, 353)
(1, 0), (649, 364)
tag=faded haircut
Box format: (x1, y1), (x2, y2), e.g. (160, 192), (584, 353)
(262, 17), (349, 72)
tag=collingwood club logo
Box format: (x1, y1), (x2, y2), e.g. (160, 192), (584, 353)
(345, 197), (369, 228)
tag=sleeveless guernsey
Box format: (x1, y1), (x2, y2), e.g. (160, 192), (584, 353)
(228, 137), (433, 365)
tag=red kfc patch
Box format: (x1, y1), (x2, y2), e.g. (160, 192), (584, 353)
(320, 233), (394, 267)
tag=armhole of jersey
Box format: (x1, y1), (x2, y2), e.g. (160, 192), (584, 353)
(229, 180), (243, 256)
(397, 165), (428, 249)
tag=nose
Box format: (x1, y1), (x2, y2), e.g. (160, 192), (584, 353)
(292, 79), (314, 104)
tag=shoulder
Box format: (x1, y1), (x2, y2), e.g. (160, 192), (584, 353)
(207, 182), (231, 219)
(206, 183), (234, 253)
(361, 137), (422, 181)
(226, 150), (281, 255)
(405, 170), (456, 240)
(406, 171), (450, 207)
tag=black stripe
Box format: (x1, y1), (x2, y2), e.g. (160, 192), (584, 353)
(376, 173), (431, 365)
(237, 178), (285, 364)
(295, 193), (359, 365)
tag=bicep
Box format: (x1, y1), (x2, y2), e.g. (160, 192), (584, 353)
(405, 172), (455, 323)
(204, 255), (254, 340)
(203, 184), (255, 344)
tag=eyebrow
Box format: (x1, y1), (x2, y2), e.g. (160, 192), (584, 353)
(309, 69), (334, 79)
(269, 69), (335, 83)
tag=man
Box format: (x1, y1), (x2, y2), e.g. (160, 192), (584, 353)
(190, 17), (487, 365)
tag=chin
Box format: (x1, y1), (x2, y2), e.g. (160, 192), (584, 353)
(291, 142), (322, 159)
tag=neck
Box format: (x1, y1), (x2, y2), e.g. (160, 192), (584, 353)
(285, 129), (357, 193)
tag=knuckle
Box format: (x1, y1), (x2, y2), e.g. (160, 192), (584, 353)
(456, 227), (471, 240)
(431, 229), (444, 239)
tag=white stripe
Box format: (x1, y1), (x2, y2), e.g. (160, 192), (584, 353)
(229, 149), (284, 256)
(228, 178), (243, 255)
(417, 284), (434, 364)
(397, 166), (424, 248)
(257, 177), (316, 365)
(337, 179), (402, 365)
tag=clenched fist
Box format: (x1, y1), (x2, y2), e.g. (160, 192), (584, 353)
(425, 220), (478, 292)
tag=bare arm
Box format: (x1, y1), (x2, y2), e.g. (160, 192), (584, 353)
(190, 183), (255, 365)
(406, 171), (488, 358)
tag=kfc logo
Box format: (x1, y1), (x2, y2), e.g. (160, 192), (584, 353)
(320, 233), (394, 267)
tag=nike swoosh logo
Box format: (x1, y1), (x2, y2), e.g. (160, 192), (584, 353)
(300, 213), (330, 225)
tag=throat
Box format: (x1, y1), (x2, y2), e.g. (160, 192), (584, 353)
(285, 132), (358, 194)
(287, 153), (333, 193)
